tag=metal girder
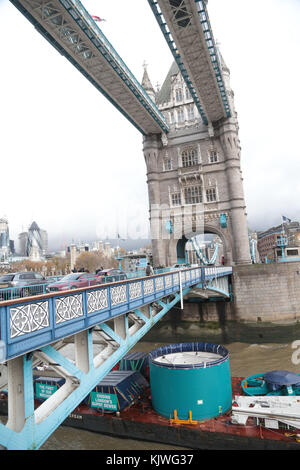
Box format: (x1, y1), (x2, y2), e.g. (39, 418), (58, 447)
(147, 0), (231, 123)
(10, 0), (169, 135)
(0, 267), (231, 449)
(0, 289), (189, 450)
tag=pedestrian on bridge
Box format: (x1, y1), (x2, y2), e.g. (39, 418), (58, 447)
(146, 263), (154, 276)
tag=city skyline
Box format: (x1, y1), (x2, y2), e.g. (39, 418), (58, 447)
(0, 0), (299, 247)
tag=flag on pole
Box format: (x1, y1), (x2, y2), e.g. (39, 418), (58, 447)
(92, 15), (106, 22)
(282, 215), (291, 223)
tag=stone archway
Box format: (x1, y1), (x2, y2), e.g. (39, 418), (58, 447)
(176, 235), (189, 264)
(203, 223), (233, 265)
(172, 223), (233, 266)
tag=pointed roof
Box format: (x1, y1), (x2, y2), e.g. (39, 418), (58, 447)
(29, 221), (40, 231)
(156, 61), (179, 106)
(141, 63), (155, 96)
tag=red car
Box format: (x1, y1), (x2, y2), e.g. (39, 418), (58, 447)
(46, 273), (103, 292)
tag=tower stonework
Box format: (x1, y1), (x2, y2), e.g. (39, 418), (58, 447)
(142, 60), (251, 267)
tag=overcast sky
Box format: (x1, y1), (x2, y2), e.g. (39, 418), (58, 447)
(0, 0), (299, 250)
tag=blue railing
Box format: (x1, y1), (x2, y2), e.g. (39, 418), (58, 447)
(0, 266), (231, 362)
(0, 266), (232, 300)
(0, 272), (143, 301)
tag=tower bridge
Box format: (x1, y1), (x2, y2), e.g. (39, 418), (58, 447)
(10, 0), (251, 267)
(4, 0), (253, 449)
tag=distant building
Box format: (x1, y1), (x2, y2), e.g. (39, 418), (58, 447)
(18, 221), (48, 259)
(257, 221), (300, 262)
(91, 240), (104, 251)
(0, 217), (10, 262)
(104, 241), (111, 257)
(18, 232), (28, 256)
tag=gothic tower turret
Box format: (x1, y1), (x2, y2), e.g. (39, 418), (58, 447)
(143, 57), (251, 267)
(141, 62), (156, 103)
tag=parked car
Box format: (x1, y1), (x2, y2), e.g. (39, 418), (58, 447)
(0, 272), (49, 300)
(46, 272), (104, 292)
(95, 269), (127, 283)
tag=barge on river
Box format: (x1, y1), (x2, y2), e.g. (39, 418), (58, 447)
(0, 343), (300, 450)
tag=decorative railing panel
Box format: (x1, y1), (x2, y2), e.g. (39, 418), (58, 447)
(0, 267), (232, 361)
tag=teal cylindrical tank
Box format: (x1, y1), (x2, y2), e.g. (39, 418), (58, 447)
(149, 342), (232, 421)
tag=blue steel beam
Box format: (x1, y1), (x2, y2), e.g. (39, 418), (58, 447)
(0, 267), (231, 449)
(0, 268), (200, 361)
(9, 0), (169, 135)
(0, 286), (192, 450)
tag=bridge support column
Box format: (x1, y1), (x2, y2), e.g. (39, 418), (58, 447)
(114, 315), (128, 340)
(74, 329), (93, 374)
(6, 354), (34, 434)
(7, 357), (25, 432)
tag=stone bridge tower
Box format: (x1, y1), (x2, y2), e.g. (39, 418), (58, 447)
(142, 57), (251, 267)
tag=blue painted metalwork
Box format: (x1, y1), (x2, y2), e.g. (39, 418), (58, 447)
(0, 269), (193, 361)
(0, 285), (193, 450)
(147, 0), (209, 125)
(165, 219), (173, 234)
(277, 235), (288, 261)
(0, 267), (231, 362)
(10, 0), (169, 135)
(191, 236), (219, 265)
(220, 213), (227, 228)
(200, 266), (232, 298)
(0, 266), (232, 449)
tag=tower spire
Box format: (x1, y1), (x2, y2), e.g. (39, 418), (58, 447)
(141, 61), (156, 103)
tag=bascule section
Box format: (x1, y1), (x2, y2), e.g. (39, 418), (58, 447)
(144, 0), (251, 267)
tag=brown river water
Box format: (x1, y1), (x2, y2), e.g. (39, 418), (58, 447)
(38, 319), (300, 450)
